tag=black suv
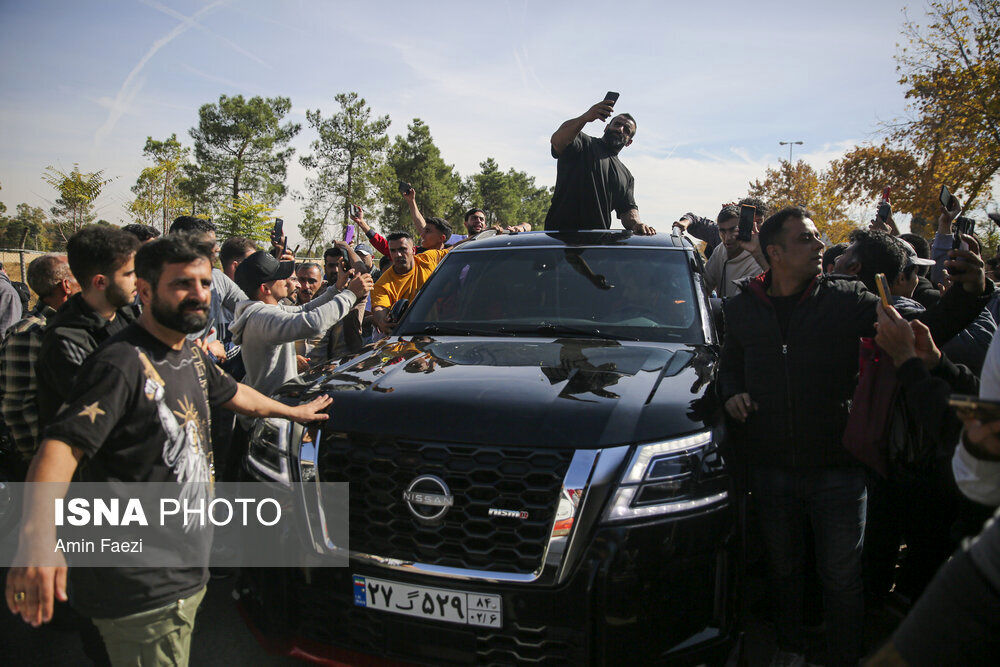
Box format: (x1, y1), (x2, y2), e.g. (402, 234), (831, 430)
(240, 230), (737, 665)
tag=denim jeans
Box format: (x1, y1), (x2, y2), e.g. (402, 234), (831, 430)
(750, 465), (867, 666)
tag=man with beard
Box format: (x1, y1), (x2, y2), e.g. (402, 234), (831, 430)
(401, 189), (531, 239)
(168, 217), (247, 359)
(6, 234), (333, 664)
(37, 225), (140, 425)
(295, 262), (324, 305)
(544, 98), (655, 235)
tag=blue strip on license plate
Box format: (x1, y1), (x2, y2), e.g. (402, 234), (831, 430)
(353, 575), (502, 628)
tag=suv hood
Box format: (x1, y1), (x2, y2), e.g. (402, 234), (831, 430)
(305, 337), (716, 448)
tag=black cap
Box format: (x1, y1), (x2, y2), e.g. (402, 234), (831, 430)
(234, 250), (294, 297)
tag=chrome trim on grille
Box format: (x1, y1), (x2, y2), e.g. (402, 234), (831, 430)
(297, 430), (600, 584)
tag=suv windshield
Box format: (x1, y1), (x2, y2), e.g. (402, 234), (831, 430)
(397, 246), (704, 343)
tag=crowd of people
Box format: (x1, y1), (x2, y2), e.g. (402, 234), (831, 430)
(0, 95), (997, 667)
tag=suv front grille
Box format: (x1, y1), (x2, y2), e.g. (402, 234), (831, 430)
(317, 436), (575, 574)
(294, 574), (587, 665)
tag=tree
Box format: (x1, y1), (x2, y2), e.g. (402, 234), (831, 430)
(0, 203), (56, 250)
(216, 194), (274, 244)
(830, 0), (1000, 237)
(380, 119), (462, 234)
(43, 164), (114, 243)
(298, 92), (391, 253)
(748, 160), (857, 244)
(128, 135), (191, 233)
(463, 158), (552, 229)
(828, 144), (943, 238)
(176, 164), (214, 217)
(189, 95), (301, 207)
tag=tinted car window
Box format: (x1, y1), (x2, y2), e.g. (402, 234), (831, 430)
(397, 247), (703, 343)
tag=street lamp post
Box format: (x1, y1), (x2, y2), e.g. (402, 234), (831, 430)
(778, 140), (804, 164)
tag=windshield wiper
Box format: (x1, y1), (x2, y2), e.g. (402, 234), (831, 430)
(414, 324), (515, 337)
(504, 323), (638, 342)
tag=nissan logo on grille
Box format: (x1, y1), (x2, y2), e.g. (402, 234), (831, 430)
(402, 475), (454, 521)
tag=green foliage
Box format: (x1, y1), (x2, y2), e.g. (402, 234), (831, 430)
(216, 194), (274, 244)
(463, 158), (552, 230)
(177, 164), (214, 216)
(749, 159), (857, 243)
(0, 203), (57, 250)
(299, 92), (391, 254)
(189, 94), (301, 207)
(979, 222), (1000, 259)
(830, 0), (1000, 229)
(42, 164), (114, 243)
(129, 135), (192, 233)
(379, 119), (462, 234)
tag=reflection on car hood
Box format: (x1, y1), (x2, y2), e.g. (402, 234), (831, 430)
(306, 337), (717, 448)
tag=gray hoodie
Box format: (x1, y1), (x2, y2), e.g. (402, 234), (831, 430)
(229, 284), (358, 409)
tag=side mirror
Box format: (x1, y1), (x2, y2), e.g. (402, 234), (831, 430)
(388, 298), (409, 324)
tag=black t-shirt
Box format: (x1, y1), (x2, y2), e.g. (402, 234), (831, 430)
(543, 133), (637, 231)
(769, 290), (807, 339)
(44, 323), (239, 617)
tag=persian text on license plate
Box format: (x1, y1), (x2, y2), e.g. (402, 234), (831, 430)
(353, 575), (502, 628)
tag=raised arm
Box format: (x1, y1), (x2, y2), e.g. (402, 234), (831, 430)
(551, 100), (615, 156)
(403, 187), (427, 236)
(334, 239), (367, 275)
(349, 207), (390, 256)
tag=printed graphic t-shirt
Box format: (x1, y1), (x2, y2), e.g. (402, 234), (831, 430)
(44, 323), (239, 618)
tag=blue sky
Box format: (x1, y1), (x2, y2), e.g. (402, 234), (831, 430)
(1, 0), (919, 244)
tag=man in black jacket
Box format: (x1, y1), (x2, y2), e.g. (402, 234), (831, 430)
(543, 97), (655, 234)
(718, 207), (992, 666)
(37, 225), (140, 425)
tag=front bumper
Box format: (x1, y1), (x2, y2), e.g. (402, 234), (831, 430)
(239, 502), (736, 665)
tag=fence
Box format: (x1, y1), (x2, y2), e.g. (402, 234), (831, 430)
(1, 248), (48, 284)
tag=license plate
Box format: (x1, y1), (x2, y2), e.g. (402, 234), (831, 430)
(353, 575), (502, 628)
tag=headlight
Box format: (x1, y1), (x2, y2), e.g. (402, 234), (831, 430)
(603, 430), (728, 522)
(247, 418), (292, 484)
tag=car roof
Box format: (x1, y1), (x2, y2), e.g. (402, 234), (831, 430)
(452, 230), (690, 251)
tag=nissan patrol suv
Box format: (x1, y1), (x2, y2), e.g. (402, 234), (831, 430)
(240, 230), (737, 665)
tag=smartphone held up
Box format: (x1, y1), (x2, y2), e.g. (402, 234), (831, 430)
(874, 272), (892, 309)
(949, 394), (1000, 424)
(940, 185), (960, 213)
(876, 186), (891, 223)
(737, 205), (755, 243)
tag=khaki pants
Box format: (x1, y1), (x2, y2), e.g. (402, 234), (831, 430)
(92, 586), (206, 667)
